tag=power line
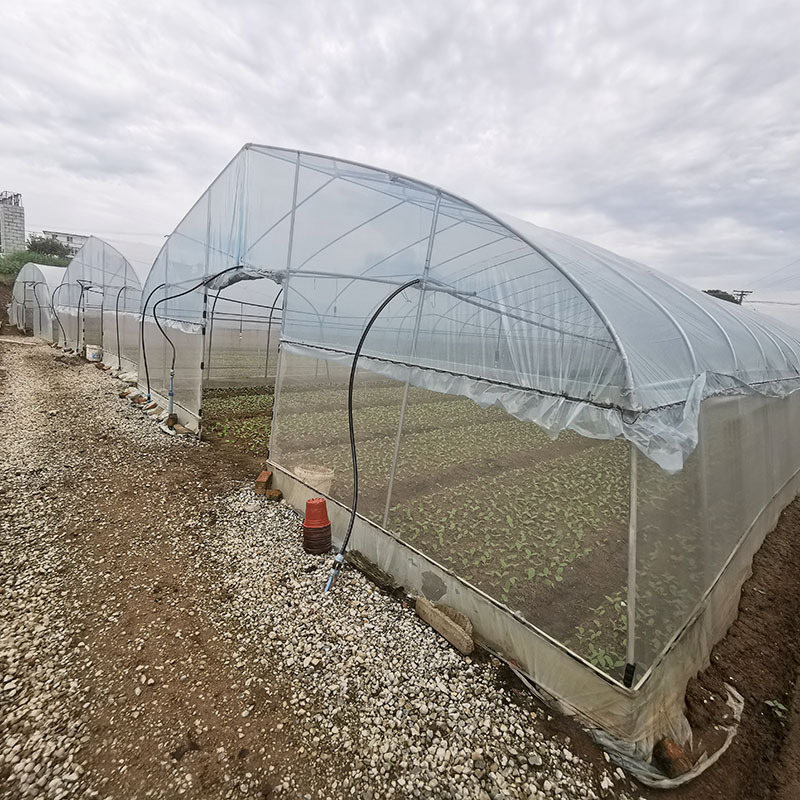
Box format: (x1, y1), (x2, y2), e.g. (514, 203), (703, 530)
(750, 255), (800, 290)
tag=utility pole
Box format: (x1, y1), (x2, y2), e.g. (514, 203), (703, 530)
(732, 290), (753, 305)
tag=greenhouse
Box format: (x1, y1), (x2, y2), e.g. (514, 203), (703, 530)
(53, 236), (149, 371)
(139, 143), (800, 755)
(8, 262), (66, 340)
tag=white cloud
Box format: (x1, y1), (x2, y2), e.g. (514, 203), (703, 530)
(2, 0), (799, 293)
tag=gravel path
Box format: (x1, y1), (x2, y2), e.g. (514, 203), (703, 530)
(0, 336), (641, 800)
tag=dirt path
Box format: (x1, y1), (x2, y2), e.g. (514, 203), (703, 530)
(0, 337), (318, 799)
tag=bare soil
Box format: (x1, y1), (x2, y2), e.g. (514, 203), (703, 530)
(0, 329), (324, 798)
(663, 501), (800, 800)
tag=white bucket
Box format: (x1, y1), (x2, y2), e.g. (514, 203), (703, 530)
(85, 345), (103, 362)
(295, 464), (335, 495)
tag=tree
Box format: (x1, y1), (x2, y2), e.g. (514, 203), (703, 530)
(703, 289), (739, 304)
(27, 234), (72, 258)
(0, 249), (68, 285)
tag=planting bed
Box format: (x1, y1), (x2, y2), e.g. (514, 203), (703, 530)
(202, 385), (274, 456)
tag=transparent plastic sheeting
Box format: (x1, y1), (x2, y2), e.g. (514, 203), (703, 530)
(53, 237), (149, 370)
(271, 350), (630, 673)
(139, 216), (283, 417)
(139, 144), (800, 471)
(8, 263), (66, 340)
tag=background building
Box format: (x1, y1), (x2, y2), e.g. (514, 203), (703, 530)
(41, 229), (88, 257)
(0, 191), (25, 254)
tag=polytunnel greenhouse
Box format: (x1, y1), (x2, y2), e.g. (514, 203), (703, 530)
(139, 143), (800, 755)
(8, 262), (66, 339)
(53, 236), (150, 372)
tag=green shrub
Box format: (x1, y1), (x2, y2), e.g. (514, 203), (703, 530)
(0, 249), (69, 284)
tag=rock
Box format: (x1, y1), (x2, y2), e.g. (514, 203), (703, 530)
(415, 597), (474, 655)
(652, 737), (692, 778)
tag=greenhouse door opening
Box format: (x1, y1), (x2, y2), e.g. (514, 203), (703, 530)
(201, 284), (284, 451)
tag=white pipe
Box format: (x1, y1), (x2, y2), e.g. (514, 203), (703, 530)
(381, 193), (441, 528)
(626, 443), (638, 670)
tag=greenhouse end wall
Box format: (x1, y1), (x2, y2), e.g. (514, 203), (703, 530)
(269, 346), (800, 749)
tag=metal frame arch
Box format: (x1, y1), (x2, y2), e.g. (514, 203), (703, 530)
(641, 271), (740, 374)
(244, 144), (638, 406)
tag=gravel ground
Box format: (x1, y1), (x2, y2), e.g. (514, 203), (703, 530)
(0, 336), (642, 800)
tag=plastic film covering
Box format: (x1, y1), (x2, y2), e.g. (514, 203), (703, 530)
(53, 237), (146, 362)
(634, 390), (800, 673)
(205, 294), (282, 388)
(271, 349), (631, 677)
(138, 143), (800, 755)
(138, 146), (294, 423)
(8, 263), (66, 338)
(141, 143), (800, 466)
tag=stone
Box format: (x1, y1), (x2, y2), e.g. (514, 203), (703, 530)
(652, 737), (692, 779)
(415, 597), (474, 655)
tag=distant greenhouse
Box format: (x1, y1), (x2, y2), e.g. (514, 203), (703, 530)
(127, 143), (800, 761)
(53, 236), (152, 372)
(8, 262), (66, 340)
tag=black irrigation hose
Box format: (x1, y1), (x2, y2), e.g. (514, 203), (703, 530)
(139, 266), (249, 403)
(205, 287), (224, 382)
(31, 281), (46, 336)
(115, 285), (132, 371)
(325, 278), (422, 593)
(152, 266), (245, 377)
(76, 284), (86, 351)
(264, 287), (283, 380)
(140, 282), (166, 399)
(50, 284), (68, 348)
(141, 266), (273, 401)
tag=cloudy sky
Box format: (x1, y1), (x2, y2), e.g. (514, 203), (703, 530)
(3, 0), (799, 294)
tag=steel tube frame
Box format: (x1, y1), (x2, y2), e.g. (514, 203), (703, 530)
(114, 284), (135, 372)
(268, 152), (301, 459)
(382, 193), (441, 528)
